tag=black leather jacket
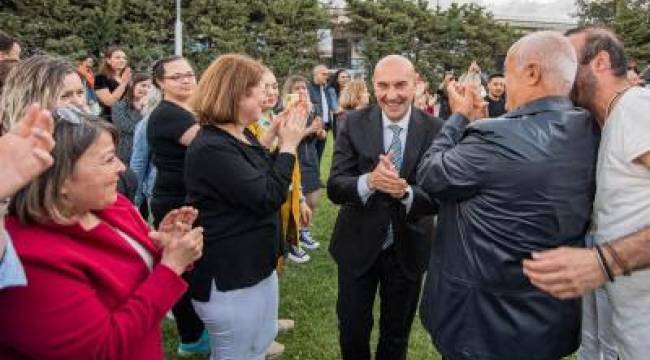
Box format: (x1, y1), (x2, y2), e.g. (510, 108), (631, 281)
(416, 97), (599, 360)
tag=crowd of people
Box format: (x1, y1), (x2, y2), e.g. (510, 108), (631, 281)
(0, 24), (649, 360)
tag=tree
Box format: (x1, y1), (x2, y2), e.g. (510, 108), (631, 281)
(345, 0), (519, 85)
(0, 0), (328, 77)
(184, 0), (327, 78)
(575, 0), (650, 64)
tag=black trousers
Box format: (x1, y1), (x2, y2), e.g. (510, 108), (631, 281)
(336, 246), (422, 360)
(151, 195), (205, 344)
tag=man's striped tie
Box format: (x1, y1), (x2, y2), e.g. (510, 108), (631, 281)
(383, 124), (403, 250)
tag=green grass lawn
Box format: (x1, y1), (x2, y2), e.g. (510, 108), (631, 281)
(162, 135), (577, 359)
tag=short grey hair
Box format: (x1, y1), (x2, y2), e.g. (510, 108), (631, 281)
(509, 31), (577, 95)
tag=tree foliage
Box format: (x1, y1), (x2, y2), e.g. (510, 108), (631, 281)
(0, 0), (521, 82)
(0, 0), (327, 78)
(575, 0), (650, 63)
(345, 0), (519, 83)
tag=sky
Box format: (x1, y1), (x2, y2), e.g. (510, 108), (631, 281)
(435, 0), (577, 21)
(326, 0), (578, 22)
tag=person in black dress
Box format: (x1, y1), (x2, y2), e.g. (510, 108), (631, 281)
(186, 54), (307, 360)
(146, 55), (205, 355)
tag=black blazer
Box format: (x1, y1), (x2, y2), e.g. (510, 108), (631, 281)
(185, 126), (294, 301)
(327, 105), (443, 279)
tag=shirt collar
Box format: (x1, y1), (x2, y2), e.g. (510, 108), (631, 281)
(382, 106), (412, 130)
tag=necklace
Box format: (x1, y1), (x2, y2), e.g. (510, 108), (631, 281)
(605, 84), (633, 120)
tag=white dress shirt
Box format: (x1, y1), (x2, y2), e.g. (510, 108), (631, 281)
(357, 107), (414, 212)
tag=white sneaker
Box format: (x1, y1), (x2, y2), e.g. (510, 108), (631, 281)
(287, 245), (310, 264)
(299, 229), (320, 250)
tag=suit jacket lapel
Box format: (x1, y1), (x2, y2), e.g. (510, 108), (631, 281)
(366, 105), (385, 159)
(401, 109), (427, 179)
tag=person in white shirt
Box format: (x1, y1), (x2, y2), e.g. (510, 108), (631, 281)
(524, 26), (650, 360)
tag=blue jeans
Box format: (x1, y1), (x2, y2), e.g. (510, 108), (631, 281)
(192, 272), (279, 360)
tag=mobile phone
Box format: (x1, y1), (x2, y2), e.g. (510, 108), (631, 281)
(283, 93), (300, 108)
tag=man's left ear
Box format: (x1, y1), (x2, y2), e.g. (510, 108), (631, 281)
(525, 62), (542, 86)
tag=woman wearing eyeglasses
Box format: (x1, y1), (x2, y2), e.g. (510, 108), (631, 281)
(0, 108), (204, 360)
(146, 55), (207, 355)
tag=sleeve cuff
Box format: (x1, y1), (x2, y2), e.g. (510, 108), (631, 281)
(357, 174), (374, 204)
(401, 185), (414, 214)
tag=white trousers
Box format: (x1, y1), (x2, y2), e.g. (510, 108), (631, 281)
(192, 271), (279, 360)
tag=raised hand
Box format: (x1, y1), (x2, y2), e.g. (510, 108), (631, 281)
(154, 226), (204, 275)
(0, 103), (55, 199)
(120, 67), (132, 84)
(278, 102), (308, 153)
(447, 81), (487, 121)
(153, 206), (199, 248)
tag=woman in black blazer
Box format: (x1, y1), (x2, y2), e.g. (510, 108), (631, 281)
(185, 54), (307, 360)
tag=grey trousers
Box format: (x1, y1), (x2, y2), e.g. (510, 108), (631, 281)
(192, 272), (279, 360)
(579, 234), (619, 360)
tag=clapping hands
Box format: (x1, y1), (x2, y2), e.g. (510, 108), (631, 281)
(150, 206), (204, 275)
(368, 154), (408, 199)
(447, 80), (488, 121)
(277, 100), (309, 152)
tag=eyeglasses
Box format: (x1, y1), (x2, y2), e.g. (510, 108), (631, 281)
(163, 72), (196, 82)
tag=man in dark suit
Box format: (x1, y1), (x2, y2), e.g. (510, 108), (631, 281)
(327, 55), (443, 360)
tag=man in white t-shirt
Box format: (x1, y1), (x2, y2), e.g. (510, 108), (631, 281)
(523, 26), (650, 360)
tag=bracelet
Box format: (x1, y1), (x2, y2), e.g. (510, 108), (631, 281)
(595, 245), (615, 282)
(603, 243), (631, 276)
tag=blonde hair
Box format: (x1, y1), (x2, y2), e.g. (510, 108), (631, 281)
(191, 54), (264, 126)
(339, 80), (367, 110)
(0, 55), (76, 132)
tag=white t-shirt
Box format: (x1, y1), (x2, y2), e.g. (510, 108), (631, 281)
(593, 86), (650, 244)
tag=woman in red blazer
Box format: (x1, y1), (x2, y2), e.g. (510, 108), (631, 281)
(0, 107), (203, 360)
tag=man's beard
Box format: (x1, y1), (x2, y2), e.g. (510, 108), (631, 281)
(571, 66), (598, 112)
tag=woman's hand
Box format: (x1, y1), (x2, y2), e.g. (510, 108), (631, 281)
(152, 206), (198, 248)
(300, 202), (312, 227)
(0, 103), (55, 200)
(119, 68), (132, 85)
(278, 102), (308, 153)
(303, 117), (322, 138)
(155, 226), (204, 275)
(149, 206), (203, 275)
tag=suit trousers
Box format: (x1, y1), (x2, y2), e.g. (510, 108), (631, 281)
(336, 245), (422, 360)
(151, 194), (205, 344)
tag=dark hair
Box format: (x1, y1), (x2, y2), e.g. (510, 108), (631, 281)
(124, 73), (151, 107)
(9, 108), (118, 224)
(151, 55), (184, 89)
(565, 26), (627, 78)
(0, 31), (18, 53)
(487, 73), (504, 82)
(328, 69), (349, 96)
(99, 46), (126, 78)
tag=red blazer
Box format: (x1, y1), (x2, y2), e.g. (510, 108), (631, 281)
(0, 194), (187, 360)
